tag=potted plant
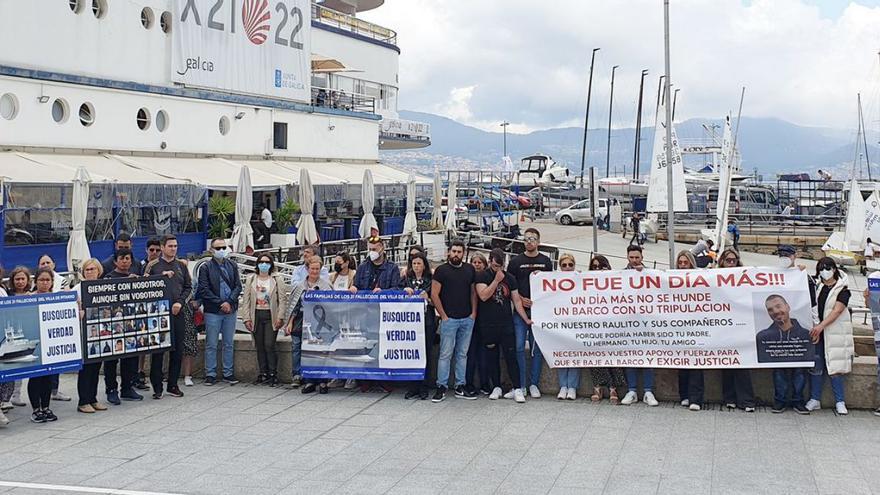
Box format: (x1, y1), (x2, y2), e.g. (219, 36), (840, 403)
(206, 195), (235, 249)
(270, 198), (301, 248)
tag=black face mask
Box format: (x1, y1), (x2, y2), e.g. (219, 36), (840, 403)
(333, 263), (343, 273)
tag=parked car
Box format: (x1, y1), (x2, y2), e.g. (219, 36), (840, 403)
(554, 198), (610, 225)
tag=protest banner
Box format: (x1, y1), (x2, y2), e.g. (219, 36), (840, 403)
(302, 291), (426, 380)
(530, 267), (814, 369)
(79, 276), (172, 363)
(0, 292), (83, 381)
(868, 275), (880, 344)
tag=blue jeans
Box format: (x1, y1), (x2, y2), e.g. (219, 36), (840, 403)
(513, 313), (543, 388)
(772, 368), (806, 407)
(436, 317), (474, 388)
(291, 334), (302, 377)
(204, 312), (236, 379)
(557, 368), (580, 389)
(625, 368), (654, 393)
(810, 341), (845, 403)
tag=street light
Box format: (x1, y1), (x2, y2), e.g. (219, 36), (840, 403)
(500, 121), (510, 158)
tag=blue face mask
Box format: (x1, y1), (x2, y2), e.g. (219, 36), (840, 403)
(257, 262), (271, 273)
(213, 247), (228, 260)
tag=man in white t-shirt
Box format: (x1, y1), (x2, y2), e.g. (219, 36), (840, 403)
(865, 238), (879, 259)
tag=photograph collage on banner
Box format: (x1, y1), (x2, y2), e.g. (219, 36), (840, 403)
(80, 276), (172, 363)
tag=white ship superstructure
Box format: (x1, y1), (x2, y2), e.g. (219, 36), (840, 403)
(0, 324), (38, 361)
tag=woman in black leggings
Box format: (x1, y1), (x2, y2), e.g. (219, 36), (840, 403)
(28, 268), (59, 423)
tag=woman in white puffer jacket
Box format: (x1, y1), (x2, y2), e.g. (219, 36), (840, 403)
(806, 257), (853, 415)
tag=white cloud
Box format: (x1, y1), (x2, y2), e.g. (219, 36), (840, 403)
(360, 0), (880, 131)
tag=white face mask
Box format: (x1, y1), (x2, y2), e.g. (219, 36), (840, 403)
(368, 250), (381, 262)
(777, 257), (793, 268)
(819, 269), (834, 281)
(213, 247), (229, 260)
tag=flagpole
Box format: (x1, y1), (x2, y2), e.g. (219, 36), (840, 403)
(663, 0), (675, 267)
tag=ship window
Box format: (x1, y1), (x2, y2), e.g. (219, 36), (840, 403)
(273, 122), (288, 150)
(136, 108), (151, 130)
(141, 7), (154, 29)
(92, 0), (107, 18)
(78, 102), (95, 127)
(0, 93), (19, 120)
(52, 98), (69, 124)
(160, 11), (172, 33)
(156, 110), (168, 132)
(219, 116), (230, 136)
(68, 0), (83, 14)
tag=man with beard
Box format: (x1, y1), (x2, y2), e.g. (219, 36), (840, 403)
(102, 249), (143, 404)
(431, 239), (477, 402)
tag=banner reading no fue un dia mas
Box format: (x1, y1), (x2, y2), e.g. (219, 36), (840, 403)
(530, 267), (814, 369)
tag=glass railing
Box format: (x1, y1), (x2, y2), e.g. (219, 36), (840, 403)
(312, 87), (375, 114)
(380, 118), (431, 141)
(311, 3), (398, 46)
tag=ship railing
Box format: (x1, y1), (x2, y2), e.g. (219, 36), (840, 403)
(311, 3), (398, 46)
(311, 87), (375, 114)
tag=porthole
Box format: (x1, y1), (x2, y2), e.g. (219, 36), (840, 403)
(0, 93), (19, 120)
(141, 7), (154, 29)
(52, 98), (69, 124)
(136, 107), (151, 131)
(68, 0), (83, 14)
(91, 0), (107, 19)
(160, 11), (172, 33)
(219, 116), (230, 136)
(78, 102), (95, 127)
(156, 110), (168, 132)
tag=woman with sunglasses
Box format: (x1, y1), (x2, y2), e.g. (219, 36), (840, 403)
(806, 257), (853, 415)
(401, 251), (436, 400)
(675, 251), (705, 411)
(466, 253), (489, 395)
(240, 253), (289, 387)
(555, 253), (582, 400)
(716, 248), (756, 412)
(587, 255), (626, 404)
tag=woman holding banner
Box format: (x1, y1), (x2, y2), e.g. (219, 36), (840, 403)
(806, 257), (853, 415)
(400, 251), (435, 400)
(285, 256), (332, 394)
(587, 255), (626, 405)
(675, 251), (705, 411)
(556, 253), (582, 400)
(36, 254), (72, 402)
(717, 248), (756, 412)
(4, 267), (33, 413)
(240, 253), (289, 388)
(27, 268), (60, 423)
(73, 259), (109, 414)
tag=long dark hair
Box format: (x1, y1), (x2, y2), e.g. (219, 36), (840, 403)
(255, 252), (276, 274)
(335, 251), (357, 272)
(589, 255), (611, 271)
(815, 256), (841, 281)
(406, 252), (432, 279)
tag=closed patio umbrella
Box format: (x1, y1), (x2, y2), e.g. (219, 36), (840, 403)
(66, 166), (92, 274)
(230, 166), (254, 253)
(431, 169), (443, 229)
(296, 168), (319, 245)
(402, 173), (418, 241)
(444, 175), (458, 234)
(358, 169), (379, 238)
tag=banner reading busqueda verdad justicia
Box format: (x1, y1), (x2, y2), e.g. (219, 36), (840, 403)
(530, 267), (814, 369)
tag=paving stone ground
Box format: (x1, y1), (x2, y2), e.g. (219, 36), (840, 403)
(0, 375), (878, 495)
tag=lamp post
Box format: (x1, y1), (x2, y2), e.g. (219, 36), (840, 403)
(578, 48), (601, 189)
(500, 121), (509, 159)
(663, 0), (675, 267)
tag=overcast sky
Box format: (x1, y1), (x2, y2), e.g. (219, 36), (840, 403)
(361, 0), (880, 133)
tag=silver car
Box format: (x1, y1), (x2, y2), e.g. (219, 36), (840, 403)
(554, 199), (608, 225)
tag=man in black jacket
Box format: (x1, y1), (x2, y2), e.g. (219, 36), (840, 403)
(102, 248), (143, 404)
(144, 234), (192, 399)
(196, 238), (243, 386)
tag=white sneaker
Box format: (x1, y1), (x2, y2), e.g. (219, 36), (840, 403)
(10, 394), (25, 407)
(0, 401), (12, 411)
(680, 399), (690, 407)
(327, 379), (343, 388)
(344, 379), (357, 390)
(489, 387), (503, 400)
(835, 402), (848, 415)
(744, 406), (755, 413)
(725, 403), (737, 409)
(514, 388), (526, 403)
(557, 387), (568, 400)
(566, 388), (577, 400)
(529, 385), (541, 399)
(51, 391), (72, 401)
(689, 403), (701, 411)
(184, 376), (194, 387)
(502, 389), (516, 400)
(620, 391), (638, 405)
(805, 399), (821, 411)
(0, 409), (8, 426)
(643, 391), (659, 407)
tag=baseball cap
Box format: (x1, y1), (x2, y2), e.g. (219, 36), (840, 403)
(776, 245), (796, 257)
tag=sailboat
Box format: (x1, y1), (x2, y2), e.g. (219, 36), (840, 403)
(645, 95), (688, 226)
(700, 115), (734, 249)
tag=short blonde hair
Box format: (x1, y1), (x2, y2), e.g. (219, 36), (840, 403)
(558, 253), (576, 267)
(81, 258), (103, 278)
(305, 255), (324, 269)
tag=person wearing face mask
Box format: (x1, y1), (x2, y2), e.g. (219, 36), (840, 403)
(716, 248), (756, 412)
(674, 250), (706, 411)
(196, 238), (243, 386)
(806, 257), (853, 415)
(764, 245), (816, 415)
(240, 253), (289, 387)
(330, 252), (357, 291)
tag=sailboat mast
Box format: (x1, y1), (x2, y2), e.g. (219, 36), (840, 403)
(606, 65), (619, 178)
(633, 70), (648, 181)
(859, 93), (872, 180)
(578, 48), (600, 188)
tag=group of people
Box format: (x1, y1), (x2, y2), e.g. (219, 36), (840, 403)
(0, 225), (866, 427)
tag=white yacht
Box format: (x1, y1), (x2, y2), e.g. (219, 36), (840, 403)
(0, 324), (38, 361)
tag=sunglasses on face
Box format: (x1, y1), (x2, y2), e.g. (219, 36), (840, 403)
(560, 263), (574, 268)
(524, 236), (539, 242)
(722, 257), (738, 263)
(818, 264), (834, 271)
(148, 247), (160, 252)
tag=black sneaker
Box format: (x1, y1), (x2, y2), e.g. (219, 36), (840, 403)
(771, 403), (786, 414)
(204, 376), (216, 386)
(106, 390), (121, 405)
(30, 410), (46, 423)
(302, 383), (317, 394)
(794, 404), (810, 415)
(121, 388), (144, 401)
(432, 386), (447, 403)
(253, 374), (267, 386)
(166, 386), (184, 398)
(222, 375), (240, 385)
(135, 371), (149, 390)
(404, 389), (420, 400)
(454, 385), (477, 400)
(43, 409), (58, 422)
(268, 374), (279, 388)
(152, 392), (163, 400)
